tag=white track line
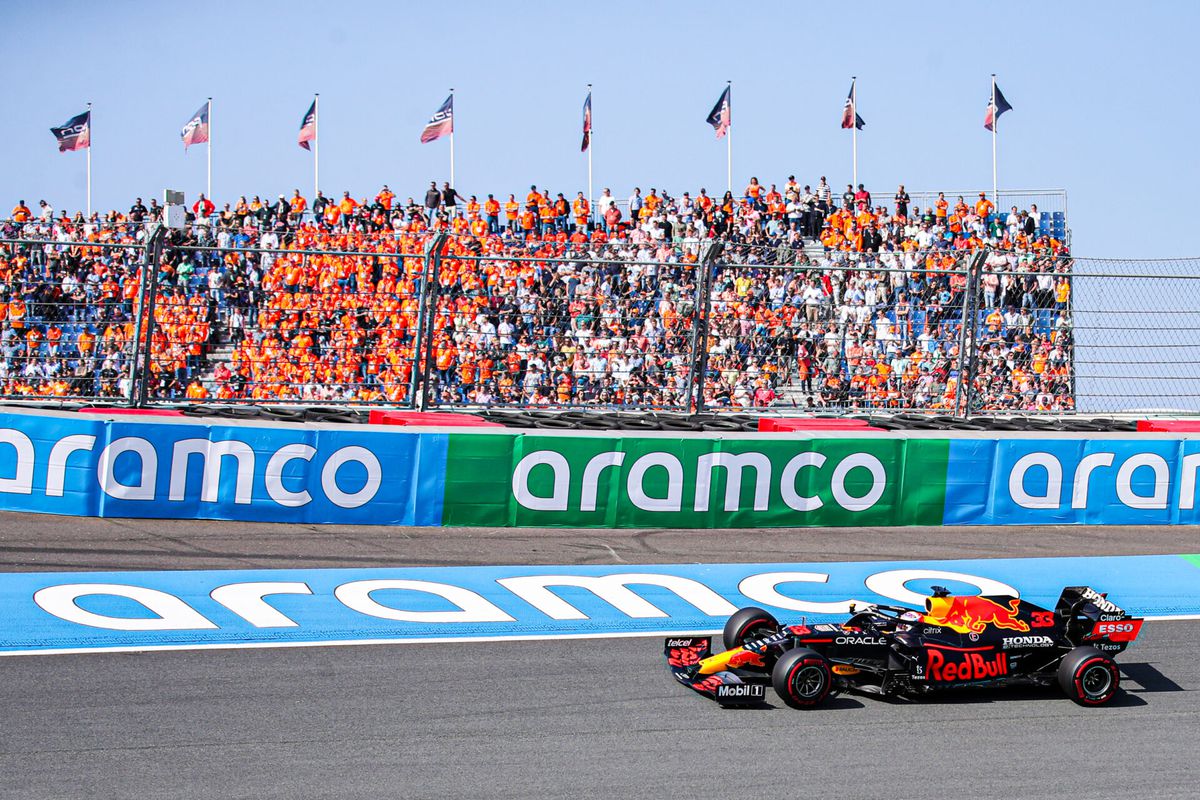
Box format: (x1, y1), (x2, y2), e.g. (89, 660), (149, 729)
(2, 616), (1198, 658)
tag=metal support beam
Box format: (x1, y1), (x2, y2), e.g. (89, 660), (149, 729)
(129, 224), (167, 407)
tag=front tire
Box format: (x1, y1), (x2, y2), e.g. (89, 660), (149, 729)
(771, 648), (832, 709)
(1058, 646), (1121, 706)
(722, 607), (780, 651)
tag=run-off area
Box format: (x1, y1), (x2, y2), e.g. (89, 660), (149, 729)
(3, 554), (1198, 655)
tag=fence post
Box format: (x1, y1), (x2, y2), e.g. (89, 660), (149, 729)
(956, 248), (987, 418)
(687, 241), (723, 413)
(411, 233), (448, 411)
(127, 224), (166, 408)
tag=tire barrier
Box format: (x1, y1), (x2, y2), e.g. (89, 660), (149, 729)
(0, 401), (1154, 433)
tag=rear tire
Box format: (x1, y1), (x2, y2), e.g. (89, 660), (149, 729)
(772, 648), (832, 709)
(1058, 646), (1121, 706)
(722, 607), (781, 651)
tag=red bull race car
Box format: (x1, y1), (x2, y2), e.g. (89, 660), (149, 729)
(665, 586), (1143, 708)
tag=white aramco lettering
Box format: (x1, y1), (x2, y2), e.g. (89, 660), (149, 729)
(497, 573), (736, 620)
(512, 451), (570, 511)
(1008, 452), (1062, 509)
(0, 428), (36, 495)
(33, 583), (218, 631)
(321, 446), (381, 509)
(46, 434), (96, 497)
(170, 439), (256, 505)
(1116, 452), (1169, 510)
(209, 581), (314, 628)
(864, 569), (1018, 606)
(265, 444), (317, 507)
(738, 571), (866, 614)
(334, 579), (513, 623)
(97, 437), (157, 501)
(627, 453), (683, 512)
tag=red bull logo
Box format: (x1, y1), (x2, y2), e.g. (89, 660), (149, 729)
(923, 595), (1030, 634)
(927, 648), (1008, 682)
(728, 648), (766, 668)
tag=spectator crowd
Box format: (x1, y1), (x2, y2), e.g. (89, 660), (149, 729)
(0, 177), (1074, 412)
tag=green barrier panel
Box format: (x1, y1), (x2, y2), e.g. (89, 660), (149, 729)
(442, 433), (949, 528)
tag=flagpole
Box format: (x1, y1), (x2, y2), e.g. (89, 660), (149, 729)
(206, 97), (212, 202)
(991, 74), (998, 208)
(726, 80), (732, 194)
(449, 88), (456, 189)
(851, 78), (858, 188)
(587, 84), (594, 221)
(86, 101), (92, 217)
(313, 93), (320, 201)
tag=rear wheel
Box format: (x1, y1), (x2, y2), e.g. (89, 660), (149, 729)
(722, 607), (781, 651)
(1058, 646), (1121, 706)
(772, 648), (832, 709)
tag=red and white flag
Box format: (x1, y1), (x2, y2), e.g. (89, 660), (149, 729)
(420, 95), (454, 143)
(181, 101), (210, 150)
(298, 99), (317, 150)
(705, 86), (731, 139)
(50, 110), (91, 152)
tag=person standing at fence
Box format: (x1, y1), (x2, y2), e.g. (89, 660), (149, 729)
(424, 181), (441, 223)
(485, 194), (501, 234)
(894, 185), (909, 219)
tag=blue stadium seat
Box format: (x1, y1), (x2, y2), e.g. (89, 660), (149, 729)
(1035, 309), (1053, 336)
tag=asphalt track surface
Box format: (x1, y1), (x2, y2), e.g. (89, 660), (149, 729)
(2, 512), (1198, 799)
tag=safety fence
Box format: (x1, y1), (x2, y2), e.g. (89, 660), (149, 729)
(0, 229), (1196, 414)
(0, 410), (1198, 527)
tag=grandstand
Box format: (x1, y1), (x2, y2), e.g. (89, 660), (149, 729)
(0, 179), (1073, 413)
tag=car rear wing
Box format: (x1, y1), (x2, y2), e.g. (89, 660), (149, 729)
(1055, 586), (1126, 619)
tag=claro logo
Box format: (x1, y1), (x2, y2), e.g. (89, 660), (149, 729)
(0, 429), (381, 509)
(1007, 450), (1200, 511)
(511, 449), (888, 514)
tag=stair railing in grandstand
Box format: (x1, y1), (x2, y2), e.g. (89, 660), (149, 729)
(954, 250), (988, 417)
(413, 233), (450, 411)
(129, 224), (167, 408)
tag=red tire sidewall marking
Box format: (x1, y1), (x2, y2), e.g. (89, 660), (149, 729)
(1074, 656), (1118, 705)
(786, 657), (830, 706)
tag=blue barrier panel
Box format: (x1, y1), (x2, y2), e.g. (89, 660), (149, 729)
(0, 412), (447, 525)
(1, 555), (1196, 655)
(944, 438), (1200, 525)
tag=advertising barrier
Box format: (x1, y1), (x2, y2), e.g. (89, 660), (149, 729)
(0, 411), (447, 525)
(441, 433), (948, 528)
(0, 410), (1198, 527)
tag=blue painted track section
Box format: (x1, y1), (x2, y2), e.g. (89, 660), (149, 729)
(1, 555), (1197, 655)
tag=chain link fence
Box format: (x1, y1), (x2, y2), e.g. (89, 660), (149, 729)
(0, 229), (1195, 415)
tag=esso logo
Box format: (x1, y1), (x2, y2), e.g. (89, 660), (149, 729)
(1096, 622), (1134, 634)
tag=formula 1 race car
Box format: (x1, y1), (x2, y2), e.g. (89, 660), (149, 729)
(665, 586), (1142, 708)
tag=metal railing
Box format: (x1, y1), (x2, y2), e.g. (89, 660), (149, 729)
(2, 227), (1197, 415)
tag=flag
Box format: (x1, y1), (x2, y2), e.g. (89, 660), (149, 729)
(181, 101), (210, 150)
(298, 99), (317, 150)
(840, 81), (864, 130)
(50, 110), (90, 153)
(706, 86), (731, 139)
(984, 83), (1013, 131)
(581, 91), (592, 152)
(421, 95), (454, 143)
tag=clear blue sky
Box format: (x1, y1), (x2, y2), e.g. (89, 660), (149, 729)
(3, 0), (1196, 259)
